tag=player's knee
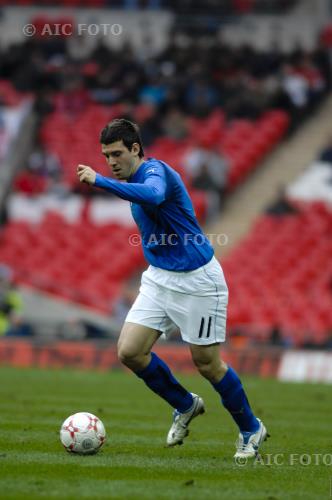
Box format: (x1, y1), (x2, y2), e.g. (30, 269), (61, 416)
(191, 352), (212, 375)
(192, 355), (227, 381)
(117, 344), (140, 366)
(194, 359), (215, 379)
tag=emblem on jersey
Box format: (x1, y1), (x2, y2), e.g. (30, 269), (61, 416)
(146, 168), (156, 174)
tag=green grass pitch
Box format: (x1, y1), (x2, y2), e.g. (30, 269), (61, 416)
(0, 366), (331, 499)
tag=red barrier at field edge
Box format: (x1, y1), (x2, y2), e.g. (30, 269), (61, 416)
(0, 339), (282, 377)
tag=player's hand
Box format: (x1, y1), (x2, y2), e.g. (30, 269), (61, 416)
(77, 164), (96, 185)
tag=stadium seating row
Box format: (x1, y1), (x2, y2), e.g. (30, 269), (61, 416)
(0, 216), (145, 312)
(222, 203), (332, 345)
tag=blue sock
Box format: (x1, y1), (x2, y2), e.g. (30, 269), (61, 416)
(212, 366), (259, 433)
(135, 352), (193, 413)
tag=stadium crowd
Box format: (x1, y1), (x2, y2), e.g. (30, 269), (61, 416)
(2, 31), (330, 120)
(1, 27), (331, 204)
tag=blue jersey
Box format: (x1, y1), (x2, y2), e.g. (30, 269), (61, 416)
(94, 158), (214, 271)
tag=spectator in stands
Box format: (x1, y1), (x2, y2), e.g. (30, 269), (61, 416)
(228, 77), (271, 120)
(33, 88), (55, 117)
(11, 45), (46, 92)
(54, 77), (91, 115)
(313, 39), (332, 91)
(59, 317), (109, 340)
(0, 203), (8, 227)
(318, 135), (332, 165)
(0, 264), (24, 336)
(296, 53), (326, 110)
(161, 107), (188, 140)
(265, 186), (298, 216)
(191, 163), (224, 218)
(59, 318), (86, 341)
(319, 22), (332, 84)
(91, 66), (121, 105)
(28, 144), (62, 181)
(139, 73), (167, 106)
(133, 104), (163, 147)
(184, 140), (228, 217)
(268, 324), (292, 347)
(302, 333), (322, 349)
(0, 112), (9, 161)
(15, 168), (47, 195)
(66, 32), (95, 63)
(322, 331), (332, 349)
(112, 286), (139, 330)
(281, 63), (309, 112)
(15, 144), (68, 196)
(184, 76), (219, 117)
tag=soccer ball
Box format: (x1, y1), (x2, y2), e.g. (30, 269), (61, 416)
(60, 412), (106, 455)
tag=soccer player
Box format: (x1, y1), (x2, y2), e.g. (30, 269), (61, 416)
(77, 118), (268, 459)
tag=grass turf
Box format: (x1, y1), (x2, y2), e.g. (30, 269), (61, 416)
(0, 366), (331, 499)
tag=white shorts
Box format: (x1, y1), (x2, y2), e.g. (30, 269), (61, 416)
(125, 256), (229, 345)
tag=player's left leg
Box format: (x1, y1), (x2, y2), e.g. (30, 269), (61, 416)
(190, 343), (268, 458)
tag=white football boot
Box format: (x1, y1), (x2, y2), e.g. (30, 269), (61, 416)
(234, 418), (269, 460)
(166, 393), (205, 447)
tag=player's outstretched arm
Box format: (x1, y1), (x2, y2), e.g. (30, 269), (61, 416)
(77, 163), (166, 206)
(94, 173), (166, 205)
(77, 164), (96, 185)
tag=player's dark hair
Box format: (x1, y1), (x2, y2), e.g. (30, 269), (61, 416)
(100, 118), (144, 158)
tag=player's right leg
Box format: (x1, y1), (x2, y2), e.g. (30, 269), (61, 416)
(117, 321), (160, 372)
(117, 319), (194, 418)
(120, 269), (205, 444)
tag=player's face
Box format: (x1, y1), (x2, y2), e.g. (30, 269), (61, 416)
(101, 140), (141, 180)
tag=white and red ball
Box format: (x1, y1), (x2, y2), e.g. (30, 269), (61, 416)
(60, 412), (106, 455)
